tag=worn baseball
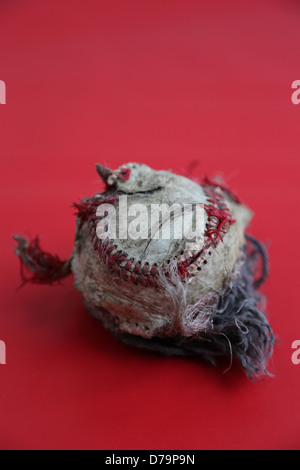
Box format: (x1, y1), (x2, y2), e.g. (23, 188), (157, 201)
(14, 162), (274, 378)
(72, 163), (251, 337)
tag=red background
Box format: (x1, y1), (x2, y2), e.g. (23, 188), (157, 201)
(0, 0), (300, 450)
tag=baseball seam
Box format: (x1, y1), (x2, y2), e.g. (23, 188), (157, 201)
(73, 180), (236, 287)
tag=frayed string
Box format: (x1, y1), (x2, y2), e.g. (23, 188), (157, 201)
(221, 333), (233, 374)
(200, 175), (241, 204)
(13, 235), (72, 286)
(245, 233), (268, 288)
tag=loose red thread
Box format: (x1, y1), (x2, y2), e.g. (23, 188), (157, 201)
(203, 185), (235, 246)
(73, 195), (118, 226)
(13, 235), (71, 286)
(200, 175), (241, 204)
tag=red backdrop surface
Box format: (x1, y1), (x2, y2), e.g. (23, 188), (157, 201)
(0, 0), (300, 450)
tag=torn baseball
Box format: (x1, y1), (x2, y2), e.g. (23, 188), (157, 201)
(14, 162), (274, 378)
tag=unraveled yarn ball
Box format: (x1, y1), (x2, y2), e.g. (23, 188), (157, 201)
(14, 163), (274, 378)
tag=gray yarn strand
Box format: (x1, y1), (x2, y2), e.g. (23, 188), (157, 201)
(113, 235), (275, 379)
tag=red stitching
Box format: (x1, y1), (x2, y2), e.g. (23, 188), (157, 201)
(150, 265), (157, 276)
(134, 262), (141, 273)
(142, 264), (149, 275)
(177, 183), (235, 281)
(74, 177), (235, 287)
